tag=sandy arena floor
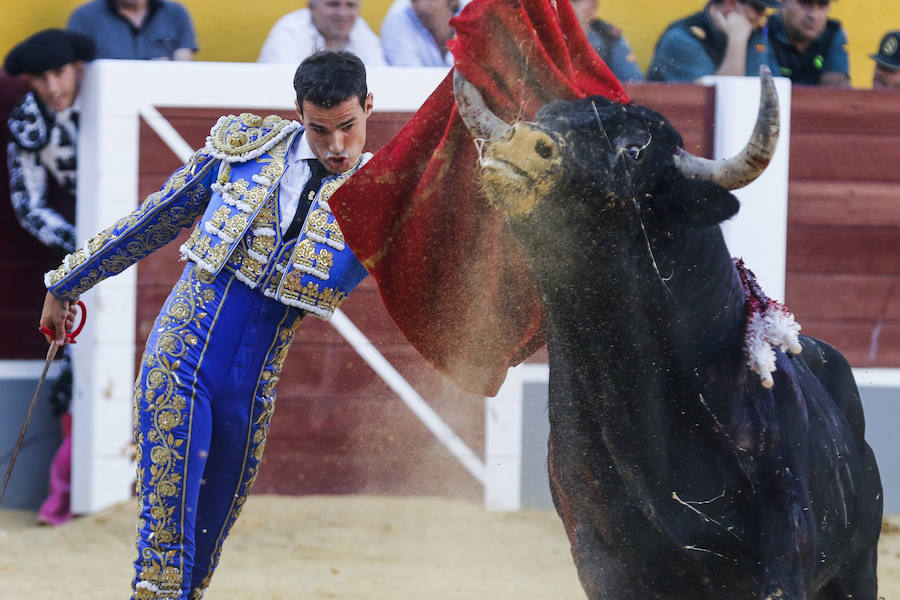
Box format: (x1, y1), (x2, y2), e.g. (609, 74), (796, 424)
(0, 495), (897, 599)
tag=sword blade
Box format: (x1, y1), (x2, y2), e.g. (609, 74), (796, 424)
(0, 341), (60, 503)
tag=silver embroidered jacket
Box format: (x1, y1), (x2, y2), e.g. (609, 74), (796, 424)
(44, 112), (369, 320)
(7, 91), (79, 253)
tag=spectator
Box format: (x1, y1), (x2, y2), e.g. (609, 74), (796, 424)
(67, 0), (197, 61)
(3, 28), (95, 526)
(381, 0), (461, 67)
(4, 29), (92, 264)
(871, 30), (900, 89)
(647, 0), (780, 82)
(569, 0), (643, 81)
(258, 0), (386, 68)
(767, 0), (849, 86)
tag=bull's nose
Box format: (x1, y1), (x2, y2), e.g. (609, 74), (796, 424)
(495, 125), (562, 174)
(508, 125), (556, 156)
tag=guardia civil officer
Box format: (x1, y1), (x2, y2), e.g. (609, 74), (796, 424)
(648, 0), (781, 82)
(767, 0), (850, 87)
(871, 30), (900, 89)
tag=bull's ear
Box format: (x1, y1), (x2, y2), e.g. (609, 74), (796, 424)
(670, 177), (740, 227)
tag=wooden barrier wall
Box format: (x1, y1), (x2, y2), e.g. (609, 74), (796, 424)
(784, 87), (900, 367)
(2, 81), (895, 498)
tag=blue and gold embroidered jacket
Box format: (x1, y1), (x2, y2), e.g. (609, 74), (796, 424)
(44, 112), (369, 320)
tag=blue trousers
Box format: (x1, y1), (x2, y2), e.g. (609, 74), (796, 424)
(131, 263), (301, 600)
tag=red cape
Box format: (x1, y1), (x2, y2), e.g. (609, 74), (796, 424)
(330, 0), (629, 396)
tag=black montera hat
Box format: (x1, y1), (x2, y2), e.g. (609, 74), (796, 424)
(4, 29), (95, 76)
(871, 31), (900, 70)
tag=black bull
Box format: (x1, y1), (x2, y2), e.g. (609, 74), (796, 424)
(454, 70), (883, 599)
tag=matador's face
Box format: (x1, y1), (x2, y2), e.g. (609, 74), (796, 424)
(296, 93), (374, 174)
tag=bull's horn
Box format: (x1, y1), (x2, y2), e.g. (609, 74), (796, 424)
(453, 69), (513, 141)
(673, 65), (779, 190)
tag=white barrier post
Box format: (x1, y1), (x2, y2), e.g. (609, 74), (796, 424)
(484, 365), (525, 510)
(703, 74), (793, 302)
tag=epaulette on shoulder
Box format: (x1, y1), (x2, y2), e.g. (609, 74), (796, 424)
(204, 113), (300, 163)
(689, 25), (707, 41)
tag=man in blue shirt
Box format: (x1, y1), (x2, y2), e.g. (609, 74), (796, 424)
(381, 0), (461, 67)
(569, 0), (643, 82)
(68, 0), (197, 61)
(767, 0), (850, 86)
(648, 0), (780, 82)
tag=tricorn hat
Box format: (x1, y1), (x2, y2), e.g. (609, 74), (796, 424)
(871, 31), (900, 70)
(4, 29), (95, 76)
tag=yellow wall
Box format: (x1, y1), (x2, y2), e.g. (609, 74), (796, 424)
(0, 0), (397, 63)
(2, 1), (898, 87)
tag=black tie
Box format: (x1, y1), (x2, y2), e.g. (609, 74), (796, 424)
(284, 158), (328, 241)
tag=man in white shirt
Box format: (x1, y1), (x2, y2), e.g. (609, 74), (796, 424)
(381, 0), (460, 67)
(258, 0), (386, 67)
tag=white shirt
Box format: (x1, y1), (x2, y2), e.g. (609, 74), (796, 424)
(277, 131), (318, 234)
(380, 0), (454, 67)
(257, 9), (386, 68)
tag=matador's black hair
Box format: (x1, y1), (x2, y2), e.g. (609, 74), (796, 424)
(293, 51), (368, 113)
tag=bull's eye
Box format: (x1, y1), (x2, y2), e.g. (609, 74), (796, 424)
(625, 144), (643, 161)
(535, 139), (554, 159)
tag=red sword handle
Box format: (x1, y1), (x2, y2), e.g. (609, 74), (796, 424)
(39, 299), (86, 344)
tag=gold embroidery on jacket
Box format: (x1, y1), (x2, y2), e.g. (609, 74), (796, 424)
(222, 213), (249, 239)
(293, 238), (334, 279)
(47, 151), (214, 297)
(184, 138), (290, 278)
(251, 235), (275, 257)
(208, 206), (230, 230)
(305, 209), (329, 240)
(208, 114), (293, 159)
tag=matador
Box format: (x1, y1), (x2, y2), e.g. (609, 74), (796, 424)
(40, 51), (373, 600)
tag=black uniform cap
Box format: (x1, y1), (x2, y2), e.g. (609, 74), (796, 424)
(737, 0), (781, 9)
(4, 29), (95, 76)
(871, 31), (900, 70)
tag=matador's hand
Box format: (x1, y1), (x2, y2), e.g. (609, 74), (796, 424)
(40, 291), (73, 345)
